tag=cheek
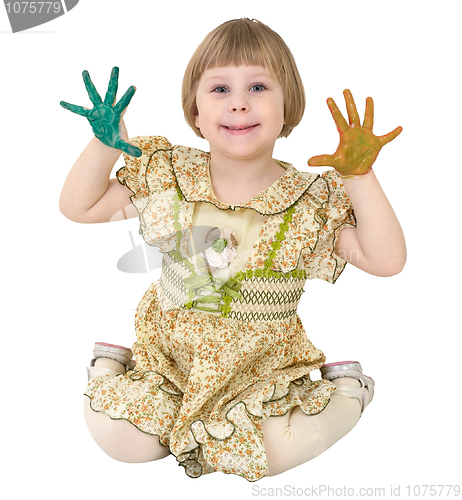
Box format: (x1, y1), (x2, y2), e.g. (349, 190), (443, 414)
(274, 90), (285, 123)
(194, 101), (216, 132)
(272, 104), (285, 127)
(266, 94), (285, 125)
(279, 98), (286, 123)
(193, 99), (200, 128)
(194, 97), (209, 129)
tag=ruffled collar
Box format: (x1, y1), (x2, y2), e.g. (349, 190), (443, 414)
(171, 145), (319, 215)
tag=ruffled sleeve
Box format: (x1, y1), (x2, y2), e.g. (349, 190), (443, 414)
(301, 170), (356, 283)
(116, 136), (191, 252)
(116, 135), (173, 202)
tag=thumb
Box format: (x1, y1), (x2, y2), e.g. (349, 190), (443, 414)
(308, 154), (336, 168)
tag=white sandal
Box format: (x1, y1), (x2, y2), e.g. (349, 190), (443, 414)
(87, 342), (136, 380)
(321, 361), (375, 414)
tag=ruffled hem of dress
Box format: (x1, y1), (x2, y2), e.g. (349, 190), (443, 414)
(175, 403), (336, 482)
(174, 376), (335, 481)
(84, 391), (172, 448)
(84, 368), (335, 481)
(84, 370), (183, 448)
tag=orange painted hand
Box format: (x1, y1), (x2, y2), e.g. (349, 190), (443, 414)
(308, 89), (402, 177)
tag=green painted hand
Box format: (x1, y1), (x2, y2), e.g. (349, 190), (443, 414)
(308, 89), (402, 177)
(60, 67), (142, 157)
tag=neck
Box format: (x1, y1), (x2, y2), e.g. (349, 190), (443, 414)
(208, 148), (286, 205)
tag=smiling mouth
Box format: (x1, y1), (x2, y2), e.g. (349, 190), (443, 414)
(224, 124), (258, 130)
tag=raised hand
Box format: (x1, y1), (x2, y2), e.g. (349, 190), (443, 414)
(308, 89), (402, 177)
(60, 67), (142, 157)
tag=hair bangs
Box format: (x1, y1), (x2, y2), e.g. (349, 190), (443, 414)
(201, 21), (276, 75)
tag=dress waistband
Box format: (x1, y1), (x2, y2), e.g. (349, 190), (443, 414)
(159, 252), (306, 321)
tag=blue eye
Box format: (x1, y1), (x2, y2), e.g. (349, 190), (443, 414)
(250, 84), (266, 92)
(212, 86), (229, 93)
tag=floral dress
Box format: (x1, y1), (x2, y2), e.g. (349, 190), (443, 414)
(84, 136), (356, 481)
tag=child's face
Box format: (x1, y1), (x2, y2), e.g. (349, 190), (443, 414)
(194, 65), (285, 162)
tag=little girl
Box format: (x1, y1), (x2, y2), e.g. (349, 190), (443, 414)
(59, 18), (406, 481)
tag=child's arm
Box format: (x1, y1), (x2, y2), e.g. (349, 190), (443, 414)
(59, 133), (138, 223)
(308, 90), (406, 277)
(334, 171), (406, 276)
(59, 67), (141, 223)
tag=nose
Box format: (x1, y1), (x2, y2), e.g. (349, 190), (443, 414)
(229, 91), (250, 112)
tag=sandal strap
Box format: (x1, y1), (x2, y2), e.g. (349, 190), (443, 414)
(333, 385), (366, 412)
(321, 361), (374, 414)
(332, 375), (375, 414)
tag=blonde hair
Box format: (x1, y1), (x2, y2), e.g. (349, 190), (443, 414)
(182, 18), (305, 138)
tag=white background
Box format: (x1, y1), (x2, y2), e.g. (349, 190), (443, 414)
(1, 0), (461, 498)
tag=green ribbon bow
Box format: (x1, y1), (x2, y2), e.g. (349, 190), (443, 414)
(184, 275), (242, 312)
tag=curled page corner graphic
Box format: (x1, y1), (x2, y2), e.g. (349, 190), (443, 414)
(64, 0), (78, 10)
(3, 0), (80, 33)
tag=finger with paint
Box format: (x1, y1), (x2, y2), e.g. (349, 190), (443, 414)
(60, 67), (142, 157)
(308, 89), (402, 178)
